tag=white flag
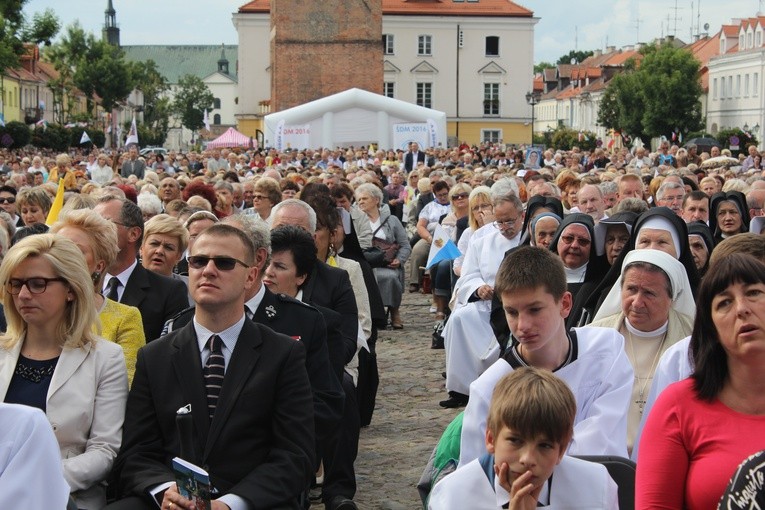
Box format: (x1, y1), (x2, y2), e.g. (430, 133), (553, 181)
(203, 109), (210, 131)
(80, 131), (91, 144)
(125, 116), (139, 146)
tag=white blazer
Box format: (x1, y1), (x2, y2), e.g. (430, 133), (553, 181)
(0, 336), (128, 510)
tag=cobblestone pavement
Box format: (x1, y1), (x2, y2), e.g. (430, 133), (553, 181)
(352, 289), (461, 509)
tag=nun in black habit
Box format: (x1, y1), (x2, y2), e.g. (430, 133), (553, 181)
(548, 213), (609, 330)
(575, 207), (700, 327)
(709, 191), (750, 245)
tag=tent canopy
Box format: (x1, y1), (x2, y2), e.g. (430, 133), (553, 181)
(264, 88), (447, 151)
(206, 127), (253, 149)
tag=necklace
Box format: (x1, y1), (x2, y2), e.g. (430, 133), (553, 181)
(624, 321), (668, 415)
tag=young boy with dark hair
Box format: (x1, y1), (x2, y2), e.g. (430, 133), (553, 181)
(429, 367), (618, 508)
(459, 246), (633, 465)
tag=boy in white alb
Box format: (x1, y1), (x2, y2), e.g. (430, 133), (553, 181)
(429, 367), (618, 509)
(460, 246), (633, 465)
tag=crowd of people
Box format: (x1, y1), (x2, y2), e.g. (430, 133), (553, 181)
(0, 137), (764, 509)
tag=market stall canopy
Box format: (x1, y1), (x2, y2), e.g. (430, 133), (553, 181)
(206, 127), (254, 149)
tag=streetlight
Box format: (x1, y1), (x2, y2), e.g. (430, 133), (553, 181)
(525, 90), (541, 144)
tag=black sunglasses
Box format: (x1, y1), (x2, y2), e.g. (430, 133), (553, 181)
(187, 255), (250, 271)
(0, 197), (15, 204)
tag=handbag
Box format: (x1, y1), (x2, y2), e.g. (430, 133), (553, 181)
(362, 246), (386, 267)
(369, 216), (399, 267)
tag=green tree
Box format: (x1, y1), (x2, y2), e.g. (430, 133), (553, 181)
(172, 74), (213, 132)
(0, 121), (31, 148)
(74, 39), (134, 114)
(597, 72), (645, 139)
(0, 1), (59, 73)
(533, 61), (555, 74)
(639, 44), (703, 139)
(557, 49), (594, 65)
(131, 60), (171, 142)
(44, 22), (87, 123)
(598, 43), (703, 140)
(46, 23), (134, 119)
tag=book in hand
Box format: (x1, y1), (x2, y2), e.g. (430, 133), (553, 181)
(172, 457), (212, 510)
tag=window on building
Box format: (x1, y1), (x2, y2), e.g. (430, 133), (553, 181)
(383, 34), (394, 55)
(721, 77), (727, 98)
(213, 114), (221, 125)
(756, 73), (760, 96)
(213, 97), (221, 109)
(737, 75), (741, 96)
(485, 36), (499, 56)
(740, 35), (745, 48)
(746, 74), (750, 96)
(481, 129), (501, 143)
(416, 82), (432, 108)
(712, 78), (718, 100)
(758, 31), (762, 47)
(483, 83), (499, 116)
(749, 33), (754, 47)
(418, 35), (432, 56)
(384, 82), (395, 98)
(728, 76), (734, 98)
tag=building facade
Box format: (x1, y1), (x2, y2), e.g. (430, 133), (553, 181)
(234, 0), (537, 147)
(706, 18), (765, 141)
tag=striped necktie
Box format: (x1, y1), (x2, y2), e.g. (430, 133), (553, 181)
(203, 335), (225, 420)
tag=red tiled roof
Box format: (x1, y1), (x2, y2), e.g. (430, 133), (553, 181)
(603, 50), (639, 66)
(239, 0), (533, 16)
(687, 34), (721, 67)
(557, 85), (581, 100)
(533, 75), (543, 92)
(739, 17), (765, 30)
(722, 24), (740, 37)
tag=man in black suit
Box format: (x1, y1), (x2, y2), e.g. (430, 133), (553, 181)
(404, 142), (426, 173)
(164, 214), (345, 455)
(109, 224), (315, 510)
(95, 196), (188, 341)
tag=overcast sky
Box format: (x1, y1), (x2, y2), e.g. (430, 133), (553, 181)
(24, 0), (761, 64)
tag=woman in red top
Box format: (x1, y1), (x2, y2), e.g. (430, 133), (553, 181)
(636, 253), (765, 509)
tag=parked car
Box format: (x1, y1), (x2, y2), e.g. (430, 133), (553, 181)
(139, 147), (168, 157)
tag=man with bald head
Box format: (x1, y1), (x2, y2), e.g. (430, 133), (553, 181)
(747, 188), (765, 220)
(577, 184), (607, 223)
(158, 177), (181, 209)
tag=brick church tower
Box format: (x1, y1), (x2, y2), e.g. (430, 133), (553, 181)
(270, 0), (383, 112)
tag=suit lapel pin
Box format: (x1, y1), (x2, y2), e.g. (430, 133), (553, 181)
(265, 305), (276, 319)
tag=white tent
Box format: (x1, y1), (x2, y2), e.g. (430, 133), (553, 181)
(264, 88), (447, 151)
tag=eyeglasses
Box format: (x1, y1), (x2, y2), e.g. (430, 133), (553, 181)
(472, 203), (493, 213)
(493, 217), (520, 230)
(451, 193), (469, 201)
(187, 255), (250, 271)
(252, 195), (266, 200)
(6, 277), (66, 295)
(0, 197), (15, 204)
(560, 235), (592, 247)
